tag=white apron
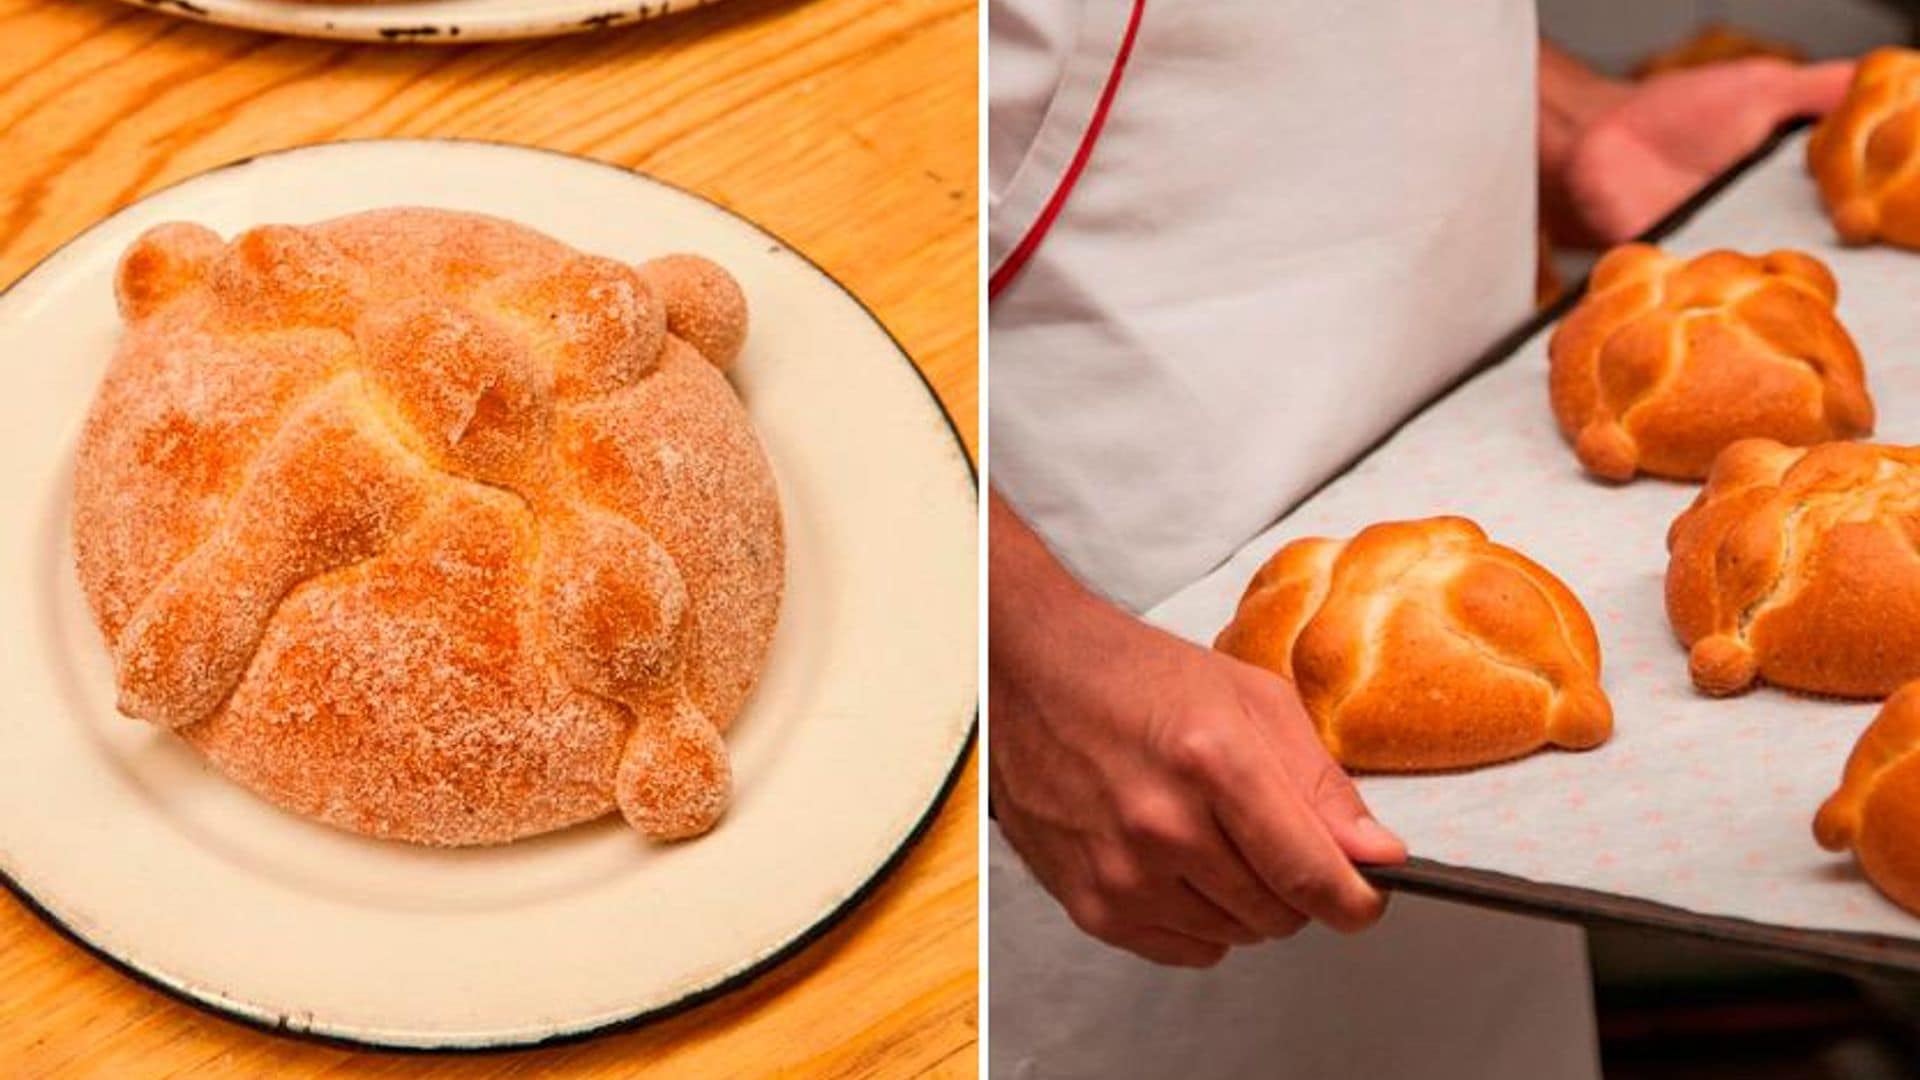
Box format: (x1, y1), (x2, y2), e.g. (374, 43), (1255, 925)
(989, 1), (1601, 1076)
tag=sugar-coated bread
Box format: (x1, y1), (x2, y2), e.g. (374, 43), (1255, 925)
(1214, 517), (1612, 771)
(74, 209), (784, 846)
(1808, 48), (1920, 248)
(1815, 682), (1920, 917)
(1666, 438), (1920, 699)
(1547, 244), (1873, 482)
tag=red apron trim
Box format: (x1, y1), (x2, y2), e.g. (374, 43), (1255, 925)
(988, 0), (1147, 300)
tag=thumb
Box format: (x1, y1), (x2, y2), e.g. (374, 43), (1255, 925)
(1299, 747), (1407, 866)
(1780, 59), (1855, 118)
(1239, 665), (1408, 866)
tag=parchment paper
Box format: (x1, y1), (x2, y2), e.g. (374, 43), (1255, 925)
(1149, 130), (1920, 954)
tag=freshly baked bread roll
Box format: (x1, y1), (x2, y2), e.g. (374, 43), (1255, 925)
(1214, 517), (1612, 771)
(73, 209), (782, 846)
(1547, 244), (1873, 482)
(1815, 681), (1920, 917)
(1667, 438), (1920, 699)
(1809, 48), (1920, 248)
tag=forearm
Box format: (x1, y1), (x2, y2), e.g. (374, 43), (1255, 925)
(987, 488), (1109, 690)
(986, 498), (1396, 962)
(1538, 40), (1630, 245)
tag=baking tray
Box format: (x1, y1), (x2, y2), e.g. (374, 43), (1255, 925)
(1148, 121), (1920, 977)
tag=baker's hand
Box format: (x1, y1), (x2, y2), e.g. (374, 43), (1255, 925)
(1543, 50), (1852, 246)
(988, 513), (1406, 966)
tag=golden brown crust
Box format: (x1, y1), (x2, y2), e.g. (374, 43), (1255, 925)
(1815, 682), (1920, 916)
(1546, 244), (1873, 482)
(74, 209), (783, 846)
(1665, 438), (1920, 699)
(1214, 517), (1612, 771)
(1809, 48), (1920, 248)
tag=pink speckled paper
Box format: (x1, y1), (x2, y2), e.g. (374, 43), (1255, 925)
(1149, 131), (1920, 947)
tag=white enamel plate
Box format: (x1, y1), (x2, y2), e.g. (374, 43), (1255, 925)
(115, 0), (729, 43)
(0, 140), (977, 1049)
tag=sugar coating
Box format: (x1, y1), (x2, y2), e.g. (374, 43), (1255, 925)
(640, 254), (749, 373)
(73, 208), (784, 846)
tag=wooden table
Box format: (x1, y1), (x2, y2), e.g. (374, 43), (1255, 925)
(0, 0), (978, 1075)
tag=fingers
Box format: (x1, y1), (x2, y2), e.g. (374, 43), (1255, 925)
(1719, 57), (1853, 121)
(1781, 59), (1855, 119)
(1243, 671), (1408, 867)
(1172, 717), (1388, 934)
(1164, 881), (1263, 946)
(1114, 926), (1231, 968)
(1082, 842), (1258, 945)
(1221, 770), (1389, 933)
(1108, 782), (1307, 941)
(1281, 732), (1407, 866)
(1052, 855), (1239, 964)
(1182, 819), (1310, 939)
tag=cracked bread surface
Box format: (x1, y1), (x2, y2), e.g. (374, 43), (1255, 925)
(1809, 48), (1920, 249)
(1547, 243), (1873, 482)
(1667, 438), (1920, 699)
(1215, 517), (1611, 771)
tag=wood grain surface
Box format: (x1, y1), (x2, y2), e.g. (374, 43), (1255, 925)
(0, 0), (979, 1075)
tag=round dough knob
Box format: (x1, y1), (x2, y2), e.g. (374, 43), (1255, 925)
(641, 254), (748, 371)
(1548, 685), (1613, 750)
(485, 255), (667, 398)
(1575, 421), (1639, 483)
(1689, 634), (1758, 696)
(115, 223), (222, 321)
(616, 700), (730, 841)
(539, 508), (689, 703)
(208, 225), (361, 331)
